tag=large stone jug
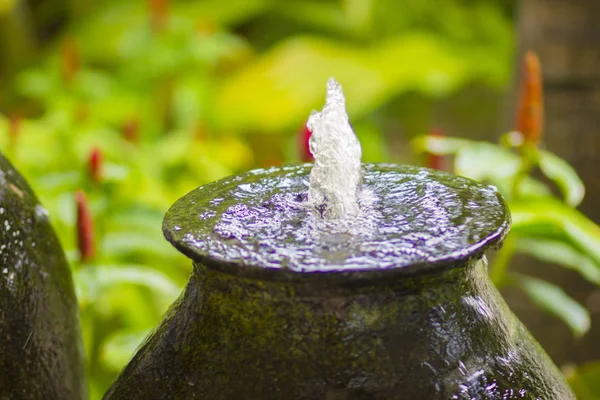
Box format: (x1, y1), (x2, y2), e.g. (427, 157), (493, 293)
(0, 153), (86, 399)
(105, 164), (574, 399)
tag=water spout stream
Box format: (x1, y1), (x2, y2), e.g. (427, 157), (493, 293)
(308, 78), (362, 219)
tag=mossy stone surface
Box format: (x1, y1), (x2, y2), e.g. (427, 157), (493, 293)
(0, 153), (86, 399)
(105, 259), (574, 399)
(105, 164), (574, 399)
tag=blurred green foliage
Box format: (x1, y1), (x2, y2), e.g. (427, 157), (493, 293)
(414, 131), (600, 338)
(0, 0), (556, 398)
(415, 131), (600, 399)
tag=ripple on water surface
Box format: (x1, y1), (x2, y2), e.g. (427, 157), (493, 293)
(164, 164), (509, 273)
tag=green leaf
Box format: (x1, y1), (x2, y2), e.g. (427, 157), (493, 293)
(515, 237), (600, 285)
(109, 207), (166, 232)
(412, 134), (472, 155)
(100, 329), (151, 372)
(565, 361), (600, 400)
(271, 2), (348, 36)
(510, 199), (600, 267)
(454, 142), (520, 181)
(513, 274), (590, 337)
(103, 162), (131, 182)
(101, 232), (176, 259)
(75, 264), (181, 305)
(213, 33), (504, 133)
(413, 136), (552, 199)
(452, 142), (551, 199)
(172, 0), (271, 26)
(36, 171), (81, 191)
(538, 150), (585, 207)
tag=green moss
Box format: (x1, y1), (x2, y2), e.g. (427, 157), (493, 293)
(106, 259), (574, 399)
(0, 153), (86, 399)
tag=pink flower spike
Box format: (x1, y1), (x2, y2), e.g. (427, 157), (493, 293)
(88, 147), (102, 184)
(8, 114), (21, 146)
(425, 129), (446, 171)
(300, 123), (313, 162)
(75, 190), (95, 264)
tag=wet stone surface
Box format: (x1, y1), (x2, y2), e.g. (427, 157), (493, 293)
(164, 164), (510, 277)
(105, 259), (575, 400)
(0, 153), (86, 399)
(104, 163), (574, 399)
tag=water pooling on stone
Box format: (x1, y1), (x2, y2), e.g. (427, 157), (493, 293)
(307, 78), (362, 219)
(164, 164), (509, 273)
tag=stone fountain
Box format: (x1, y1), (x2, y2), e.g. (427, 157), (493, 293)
(103, 79), (574, 399)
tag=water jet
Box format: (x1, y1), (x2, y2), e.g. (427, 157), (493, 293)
(105, 79), (575, 399)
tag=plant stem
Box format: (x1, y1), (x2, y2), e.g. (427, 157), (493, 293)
(510, 144), (538, 200)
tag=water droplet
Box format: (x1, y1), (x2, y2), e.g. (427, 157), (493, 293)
(35, 204), (49, 219)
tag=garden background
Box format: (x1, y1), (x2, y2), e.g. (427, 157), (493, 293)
(2, 0), (600, 398)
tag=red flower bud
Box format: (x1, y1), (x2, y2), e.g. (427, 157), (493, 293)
(516, 51), (544, 145)
(8, 114), (21, 147)
(74, 104), (89, 124)
(122, 118), (140, 143)
(425, 129), (446, 171)
(88, 147), (102, 184)
(148, 0), (168, 32)
(193, 122), (208, 141)
(60, 38), (80, 84)
(300, 123), (313, 162)
(75, 190), (95, 263)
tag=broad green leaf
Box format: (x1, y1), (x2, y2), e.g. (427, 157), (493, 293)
(213, 34), (500, 133)
(14, 68), (58, 100)
(513, 274), (590, 337)
(515, 237), (600, 285)
(538, 150), (585, 207)
(75, 264), (181, 305)
(453, 142), (551, 199)
(412, 134), (472, 155)
(100, 329), (151, 372)
(454, 142), (520, 182)
(101, 232), (176, 259)
(171, 0), (271, 26)
(511, 199), (600, 267)
(36, 171), (81, 191)
(103, 162), (131, 182)
(271, 2), (348, 36)
(565, 361), (600, 400)
(515, 177), (553, 200)
(414, 136), (554, 200)
(99, 284), (169, 327)
(109, 207), (166, 232)
(76, 0), (267, 64)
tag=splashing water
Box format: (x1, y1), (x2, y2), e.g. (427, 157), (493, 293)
(308, 78), (362, 219)
(163, 78), (508, 272)
(167, 164), (509, 272)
